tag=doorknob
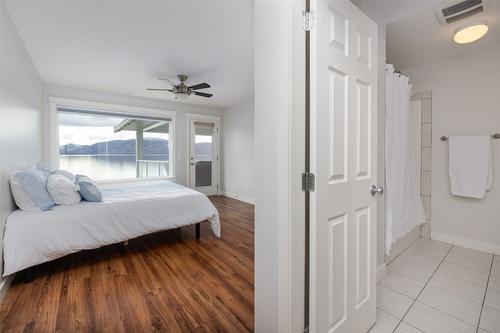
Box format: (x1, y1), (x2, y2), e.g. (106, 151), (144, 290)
(370, 185), (384, 196)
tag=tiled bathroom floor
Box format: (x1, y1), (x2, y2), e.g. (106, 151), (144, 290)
(370, 237), (500, 333)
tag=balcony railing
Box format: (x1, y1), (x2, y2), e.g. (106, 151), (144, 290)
(136, 160), (169, 178)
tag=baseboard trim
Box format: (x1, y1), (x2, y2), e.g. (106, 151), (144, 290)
(0, 275), (15, 304)
(221, 191), (255, 205)
(432, 231), (500, 255)
(377, 264), (387, 283)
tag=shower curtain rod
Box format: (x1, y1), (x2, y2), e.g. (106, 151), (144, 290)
(393, 67), (407, 77)
(441, 133), (500, 141)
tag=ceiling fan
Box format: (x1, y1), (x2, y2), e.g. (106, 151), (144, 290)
(147, 74), (213, 100)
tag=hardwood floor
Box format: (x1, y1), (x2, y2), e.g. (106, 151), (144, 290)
(0, 196), (254, 333)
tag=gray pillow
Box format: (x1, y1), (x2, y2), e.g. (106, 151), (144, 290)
(76, 175), (103, 202)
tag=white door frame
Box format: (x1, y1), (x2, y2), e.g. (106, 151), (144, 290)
(254, 1), (306, 332)
(186, 113), (220, 195)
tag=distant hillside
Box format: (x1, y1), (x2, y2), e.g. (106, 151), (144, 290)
(60, 138), (167, 155)
(60, 138), (211, 156)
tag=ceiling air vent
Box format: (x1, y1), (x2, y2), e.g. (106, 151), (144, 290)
(436, 0), (484, 24)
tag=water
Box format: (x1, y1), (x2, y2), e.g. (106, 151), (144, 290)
(60, 155), (164, 180)
(60, 154), (212, 180)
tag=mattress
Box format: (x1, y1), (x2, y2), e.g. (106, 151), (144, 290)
(3, 180), (220, 276)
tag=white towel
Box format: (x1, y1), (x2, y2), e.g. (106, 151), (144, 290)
(449, 135), (493, 199)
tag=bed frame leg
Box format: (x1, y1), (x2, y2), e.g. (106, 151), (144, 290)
(195, 223), (201, 240)
(21, 268), (34, 283)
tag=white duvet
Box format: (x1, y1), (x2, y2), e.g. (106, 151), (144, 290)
(3, 180), (220, 276)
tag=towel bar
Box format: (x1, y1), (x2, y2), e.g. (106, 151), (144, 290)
(441, 133), (500, 141)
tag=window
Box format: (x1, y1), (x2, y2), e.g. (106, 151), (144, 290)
(57, 108), (174, 181)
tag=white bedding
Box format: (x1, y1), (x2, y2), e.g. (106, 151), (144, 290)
(3, 180), (220, 276)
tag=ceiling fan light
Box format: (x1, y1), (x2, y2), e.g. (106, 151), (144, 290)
(175, 92), (190, 100)
(454, 21), (488, 44)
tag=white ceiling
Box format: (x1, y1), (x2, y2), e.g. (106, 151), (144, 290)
(387, 0), (500, 69)
(355, 0), (500, 69)
(4, 0), (253, 109)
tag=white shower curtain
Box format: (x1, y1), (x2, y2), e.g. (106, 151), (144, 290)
(385, 64), (426, 255)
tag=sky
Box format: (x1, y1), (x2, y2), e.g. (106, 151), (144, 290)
(58, 112), (168, 146)
(59, 113), (135, 145)
(58, 112), (212, 146)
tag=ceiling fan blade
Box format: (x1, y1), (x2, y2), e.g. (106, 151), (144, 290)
(193, 91), (213, 98)
(147, 88), (173, 92)
(189, 83), (211, 90)
(157, 77), (177, 87)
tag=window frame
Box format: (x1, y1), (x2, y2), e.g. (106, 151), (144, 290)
(49, 97), (177, 184)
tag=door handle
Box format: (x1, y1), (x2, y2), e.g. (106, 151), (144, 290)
(370, 185), (384, 196)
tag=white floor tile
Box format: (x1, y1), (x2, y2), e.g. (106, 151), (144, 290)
(491, 255), (500, 277)
(380, 270), (426, 299)
(388, 252), (440, 283)
(429, 271), (486, 304)
(445, 246), (493, 274)
(485, 289), (500, 312)
(479, 306), (500, 333)
(395, 322), (424, 333)
(407, 238), (451, 260)
(417, 285), (482, 326)
(489, 275), (500, 292)
(377, 285), (414, 319)
(404, 301), (477, 333)
(477, 330), (490, 333)
(437, 262), (489, 288)
(369, 308), (400, 333)
(396, 251), (442, 271)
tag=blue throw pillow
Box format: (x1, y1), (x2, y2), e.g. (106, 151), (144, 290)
(76, 175), (103, 202)
(30, 163), (52, 183)
(16, 170), (55, 211)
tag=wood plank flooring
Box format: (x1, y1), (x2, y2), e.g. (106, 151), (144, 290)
(0, 196), (254, 333)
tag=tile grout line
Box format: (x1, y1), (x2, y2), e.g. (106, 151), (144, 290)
(391, 244), (455, 333)
(475, 255), (494, 333)
(382, 271), (484, 306)
(386, 237), (422, 266)
(444, 259), (492, 276)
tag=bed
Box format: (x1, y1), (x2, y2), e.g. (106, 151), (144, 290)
(2, 180), (220, 277)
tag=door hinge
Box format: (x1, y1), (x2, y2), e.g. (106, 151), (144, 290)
(303, 10), (314, 32)
(302, 172), (315, 192)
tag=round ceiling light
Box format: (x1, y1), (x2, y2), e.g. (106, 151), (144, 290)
(454, 22), (488, 44)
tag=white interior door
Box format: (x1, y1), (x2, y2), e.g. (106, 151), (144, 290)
(188, 118), (219, 195)
(310, 1), (378, 332)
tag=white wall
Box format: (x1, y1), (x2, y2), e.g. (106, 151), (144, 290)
(405, 44), (500, 254)
(0, 1), (44, 287)
(221, 99), (254, 203)
(43, 84), (223, 187)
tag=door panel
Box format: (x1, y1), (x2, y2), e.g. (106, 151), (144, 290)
(328, 214), (347, 330)
(310, 0), (378, 332)
(329, 68), (348, 184)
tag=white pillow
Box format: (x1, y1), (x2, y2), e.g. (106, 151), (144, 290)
(10, 172), (40, 211)
(53, 169), (76, 182)
(47, 174), (81, 206)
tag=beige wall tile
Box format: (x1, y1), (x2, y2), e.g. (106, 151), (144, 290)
(421, 147), (431, 172)
(421, 99), (432, 123)
(421, 171), (431, 196)
(421, 195), (431, 220)
(421, 123), (432, 147)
